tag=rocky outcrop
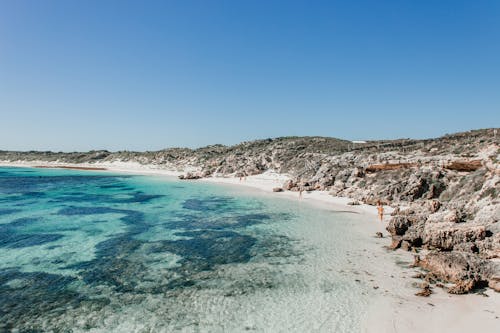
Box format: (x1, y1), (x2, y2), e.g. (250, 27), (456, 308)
(445, 160), (482, 172)
(1, 128), (499, 293)
(415, 282), (433, 296)
(365, 163), (417, 173)
(415, 251), (497, 294)
(178, 172), (204, 180)
(422, 224), (486, 251)
(489, 275), (500, 292)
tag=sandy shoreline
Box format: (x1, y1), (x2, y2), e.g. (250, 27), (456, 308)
(0, 160), (390, 216)
(34, 165), (108, 171)
(1, 160), (499, 332)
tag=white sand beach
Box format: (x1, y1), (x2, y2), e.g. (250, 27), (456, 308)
(1, 160), (499, 332)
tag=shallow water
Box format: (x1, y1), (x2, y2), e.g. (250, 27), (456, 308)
(0, 167), (377, 332)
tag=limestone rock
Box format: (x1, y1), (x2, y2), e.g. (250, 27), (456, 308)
(417, 251), (489, 293)
(445, 160), (482, 172)
(427, 200), (441, 213)
(389, 236), (402, 250)
(387, 214), (419, 236)
(448, 280), (477, 294)
(178, 172), (202, 180)
(415, 282), (433, 297)
(401, 240), (412, 251)
(401, 222), (425, 247)
(488, 275), (500, 292)
(283, 180), (296, 191)
(423, 224), (486, 251)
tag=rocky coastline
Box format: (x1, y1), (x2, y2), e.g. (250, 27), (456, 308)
(1, 128), (498, 294)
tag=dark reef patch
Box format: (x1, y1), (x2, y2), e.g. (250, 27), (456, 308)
(58, 206), (120, 216)
(65, 228), (258, 293)
(58, 206), (147, 235)
(67, 236), (147, 292)
(235, 213), (273, 227)
(158, 230), (256, 270)
(0, 208), (20, 216)
(55, 191), (164, 205)
(0, 217), (64, 248)
(166, 212), (272, 231)
(253, 234), (303, 261)
(0, 269), (89, 332)
(99, 183), (127, 189)
(0, 232), (64, 248)
(182, 197), (234, 212)
(22, 191), (46, 199)
(7, 217), (40, 228)
(118, 191), (164, 204)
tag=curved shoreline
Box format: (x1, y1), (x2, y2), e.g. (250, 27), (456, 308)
(1, 161), (499, 332)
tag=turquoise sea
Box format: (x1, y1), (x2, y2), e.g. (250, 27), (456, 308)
(0, 167), (378, 332)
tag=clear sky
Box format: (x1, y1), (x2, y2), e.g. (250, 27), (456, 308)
(1, 0), (499, 151)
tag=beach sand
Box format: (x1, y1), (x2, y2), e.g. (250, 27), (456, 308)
(1, 160), (499, 332)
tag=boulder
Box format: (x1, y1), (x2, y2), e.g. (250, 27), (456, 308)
(390, 207), (400, 216)
(488, 275), (500, 292)
(283, 180), (296, 191)
(448, 280), (476, 294)
(423, 224), (486, 251)
(351, 167), (364, 178)
(179, 172), (202, 180)
(386, 214), (420, 236)
(389, 236), (402, 250)
(415, 282), (432, 297)
(400, 175), (428, 201)
(445, 160), (482, 172)
(417, 251), (489, 293)
(401, 222), (425, 247)
(475, 232), (500, 258)
(401, 240), (412, 251)
(427, 200), (441, 213)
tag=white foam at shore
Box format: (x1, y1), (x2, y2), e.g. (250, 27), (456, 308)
(1, 160), (499, 333)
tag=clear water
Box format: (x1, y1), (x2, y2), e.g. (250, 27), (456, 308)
(0, 167), (376, 332)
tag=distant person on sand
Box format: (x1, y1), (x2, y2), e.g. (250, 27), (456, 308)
(299, 188), (303, 199)
(377, 200), (384, 222)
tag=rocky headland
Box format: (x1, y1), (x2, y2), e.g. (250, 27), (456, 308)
(1, 128), (499, 294)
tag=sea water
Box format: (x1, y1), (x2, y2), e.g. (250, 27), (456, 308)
(0, 167), (378, 332)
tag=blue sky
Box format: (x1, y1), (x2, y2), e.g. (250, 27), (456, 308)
(1, 0), (499, 151)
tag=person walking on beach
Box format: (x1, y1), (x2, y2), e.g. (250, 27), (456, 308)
(377, 200), (384, 222)
(299, 188), (303, 199)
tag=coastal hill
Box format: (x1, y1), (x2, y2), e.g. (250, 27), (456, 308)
(1, 128), (499, 294)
